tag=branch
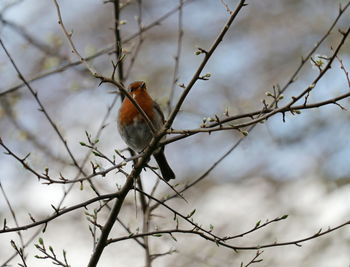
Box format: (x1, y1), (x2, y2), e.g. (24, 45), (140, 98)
(107, 219), (350, 251)
(164, 89), (350, 137)
(0, 17), (66, 59)
(0, 192), (119, 234)
(113, 0), (124, 83)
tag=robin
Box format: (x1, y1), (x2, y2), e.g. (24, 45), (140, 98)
(117, 81), (175, 181)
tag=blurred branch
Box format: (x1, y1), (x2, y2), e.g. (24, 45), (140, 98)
(142, 204), (152, 267)
(0, 182), (25, 260)
(0, 97), (69, 165)
(0, 0), (195, 97)
(10, 240), (28, 267)
(0, 0), (23, 14)
(0, 16), (67, 59)
(167, 0), (184, 114)
(112, 0), (124, 83)
(150, 249), (177, 262)
(124, 0), (145, 80)
(336, 55), (350, 88)
(0, 38), (89, 179)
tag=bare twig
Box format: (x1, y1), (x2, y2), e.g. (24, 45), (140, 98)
(107, 219), (350, 251)
(113, 0), (124, 83)
(10, 241), (28, 267)
(240, 250), (263, 267)
(0, 192), (120, 234)
(1, 182), (26, 263)
(35, 239), (70, 267)
(336, 55), (350, 88)
(0, 17), (68, 60)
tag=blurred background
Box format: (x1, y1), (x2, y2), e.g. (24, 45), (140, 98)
(0, 0), (350, 266)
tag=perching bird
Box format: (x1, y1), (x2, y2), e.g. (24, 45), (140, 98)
(117, 81), (175, 181)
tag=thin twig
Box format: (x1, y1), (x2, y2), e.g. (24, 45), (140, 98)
(0, 192), (120, 234)
(0, 182), (26, 261)
(107, 219), (350, 251)
(113, 0), (124, 83)
(167, 0), (184, 114)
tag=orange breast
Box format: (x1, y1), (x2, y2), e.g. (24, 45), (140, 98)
(118, 90), (155, 126)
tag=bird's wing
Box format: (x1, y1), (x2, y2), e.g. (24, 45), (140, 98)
(153, 101), (165, 123)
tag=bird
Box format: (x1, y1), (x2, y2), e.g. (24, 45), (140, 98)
(117, 81), (175, 181)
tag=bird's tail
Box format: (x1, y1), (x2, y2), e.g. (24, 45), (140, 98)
(153, 151), (175, 181)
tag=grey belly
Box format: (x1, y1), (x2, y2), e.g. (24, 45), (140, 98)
(118, 121), (153, 152)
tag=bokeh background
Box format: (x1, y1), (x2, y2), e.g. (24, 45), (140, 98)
(0, 0), (350, 266)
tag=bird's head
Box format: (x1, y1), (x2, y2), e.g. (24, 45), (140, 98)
(128, 81), (147, 95)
